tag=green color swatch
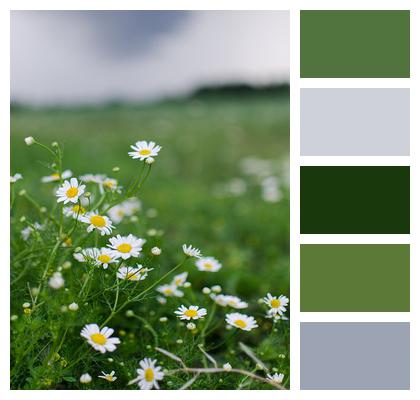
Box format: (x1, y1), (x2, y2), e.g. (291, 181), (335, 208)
(300, 166), (410, 234)
(300, 244), (410, 312)
(300, 10), (410, 78)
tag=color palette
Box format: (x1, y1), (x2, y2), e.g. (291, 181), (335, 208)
(300, 323), (410, 389)
(299, 9), (410, 391)
(300, 10), (410, 78)
(300, 166), (410, 234)
(300, 244), (410, 312)
(300, 89), (410, 156)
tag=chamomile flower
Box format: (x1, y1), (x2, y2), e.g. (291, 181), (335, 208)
(182, 244), (202, 259)
(107, 198), (141, 224)
(174, 305), (207, 320)
(223, 295), (248, 309)
(100, 177), (119, 193)
(266, 372), (284, 384)
(56, 178), (85, 204)
(223, 363), (232, 371)
(128, 141), (162, 161)
(196, 256), (222, 272)
(10, 173), (22, 183)
(151, 247), (162, 256)
(98, 371), (117, 382)
(134, 358), (164, 390)
(80, 323), (120, 353)
(225, 313), (258, 331)
(156, 284), (183, 297)
(171, 272), (188, 287)
(73, 248), (97, 263)
(117, 266), (149, 281)
(41, 169), (72, 183)
(24, 136), (35, 146)
(81, 211), (114, 236)
(48, 272), (64, 289)
(63, 203), (87, 220)
(95, 248), (117, 269)
(21, 222), (42, 241)
(79, 173), (106, 184)
(263, 293), (289, 315)
(108, 234), (145, 260)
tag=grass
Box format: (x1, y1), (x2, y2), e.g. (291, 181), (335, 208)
(10, 91), (290, 389)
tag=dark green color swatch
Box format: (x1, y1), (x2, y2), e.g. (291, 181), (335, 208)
(300, 10), (410, 78)
(300, 166), (410, 234)
(300, 244), (410, 312)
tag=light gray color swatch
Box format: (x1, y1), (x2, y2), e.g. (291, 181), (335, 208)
(300, 88), (410, 156)
(300, 322), (410, 390)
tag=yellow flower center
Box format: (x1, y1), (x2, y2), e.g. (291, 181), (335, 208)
(51, 172), (60, 179)
(64, 237), (72, 246)
(90, 215), (106, 227)
(139, 149), (151, 156)
(184, 309), (198, 318)
(72, 204), (86, 214)
(163, 288), (173, 295)
(228, 300), (236, 306)
(90, 333), (107, 345)
(127, 272), (138, 281)
(117, 243), (132, 253)
(270, 299), (281, 308)
(98, 254), (111, 263)
(234, 319), (247, 329)
(105, 375), (114, 382)
(145, 368), (154, 382)
(66, 187), (78, 198)
(203, 262), (214, 269)
(175, 278), (182, 285)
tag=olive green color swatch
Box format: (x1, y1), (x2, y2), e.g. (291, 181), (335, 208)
(300, 166), (410, 234)
(300, 244), (410, 312)
(300, 10), (410, 78)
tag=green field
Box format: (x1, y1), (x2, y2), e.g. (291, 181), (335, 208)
(10, 91), (290, 389)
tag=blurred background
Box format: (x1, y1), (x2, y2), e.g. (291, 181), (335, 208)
(10, 11), (290, 298)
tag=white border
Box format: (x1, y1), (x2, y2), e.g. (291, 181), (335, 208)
(2, 1), (420, 399)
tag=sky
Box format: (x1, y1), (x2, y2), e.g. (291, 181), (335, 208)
(11, 11), (289, 105)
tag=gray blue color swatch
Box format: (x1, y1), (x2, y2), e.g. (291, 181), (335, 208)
(300, 322), (410, 389)
(300, 88), (410, 156)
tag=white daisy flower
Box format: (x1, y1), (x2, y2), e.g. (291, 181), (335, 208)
(195, 256), (222, 272)
(223, 295), (248, 309)
(156, 284), (183, 297)
(101, 177), (119, 192)
(266, 372), (284, 384)
(56, 178), (85, 204)
(171, 272), (188, 287)
(263, 293), (289, 315)
(10, 173), (23, 183)
(41, 169), (72, 183)
(48, 272), (65, 289)
(63, 203), (87, 220)
(117, 265), (150, 281)
(79, 173), (106, 184)
(128, 141), (162, 161)
(79, 373), (92, 384)
(98, 370), (117, 382)
(174, 305), (207, 320)
(108, 234), (146, 260)
(134, 358), (164, 390)
(80, 323), (120, 353)
(73, 247), (97, 263)
(95, 248), (117, 269)
(81, 211), (114, 236)
(21, 222), (43, 241)
(182, 244), (202, 259)
(225, 313), (258, 331)
(107, 198), (141, 224)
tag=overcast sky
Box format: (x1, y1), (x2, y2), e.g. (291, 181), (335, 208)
(11, 11), (289, 105)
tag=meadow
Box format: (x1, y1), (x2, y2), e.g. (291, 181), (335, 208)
(10, 88), (290, 389)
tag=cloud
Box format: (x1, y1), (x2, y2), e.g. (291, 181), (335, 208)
(11, 11), (289, 105)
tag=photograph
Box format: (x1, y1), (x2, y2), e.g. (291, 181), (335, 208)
(10, 10), (290, 390)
